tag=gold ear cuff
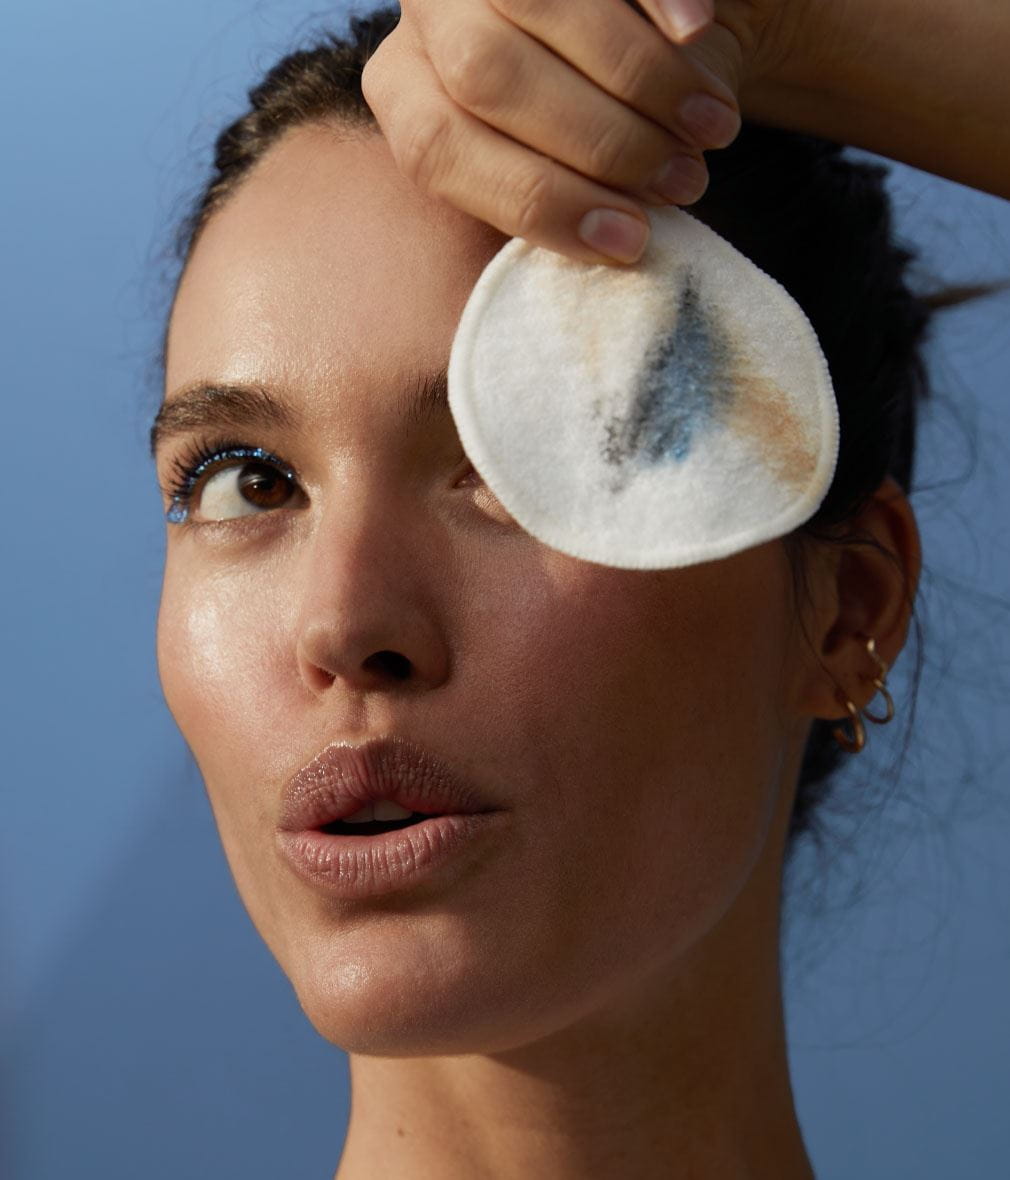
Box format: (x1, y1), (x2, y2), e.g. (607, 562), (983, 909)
(831, 635), (896, 754)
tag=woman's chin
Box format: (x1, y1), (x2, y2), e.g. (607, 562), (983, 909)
(281, 933), (493, 1055)
(284, 937), (585, 1058)
(292, 976), (526, 1058)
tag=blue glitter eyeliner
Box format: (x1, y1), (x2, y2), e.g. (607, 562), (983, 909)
(164, 443), (295, 525)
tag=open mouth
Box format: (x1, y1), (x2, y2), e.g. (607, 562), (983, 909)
(319, 813), (434, 836)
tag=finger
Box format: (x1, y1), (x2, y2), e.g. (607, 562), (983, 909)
(640, 0), (715, 45)
(421, 12), (715, 203)
(365, 37), (668, 266)
(455, 0), (740, 153)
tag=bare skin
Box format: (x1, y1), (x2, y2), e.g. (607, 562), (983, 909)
(362, 0), (1010, 265)
(154, 126), (920, 1179)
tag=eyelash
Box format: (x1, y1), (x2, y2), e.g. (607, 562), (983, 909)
(162, 437), (298, 526)
(160, 437), (491, 529)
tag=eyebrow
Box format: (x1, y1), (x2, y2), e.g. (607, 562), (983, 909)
(149, 366), (450, 458)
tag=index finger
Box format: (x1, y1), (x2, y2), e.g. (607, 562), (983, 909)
(488, 0), (737, 140)
(367, 36), (670, 266)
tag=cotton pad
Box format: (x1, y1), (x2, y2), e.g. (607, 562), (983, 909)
(446, 205), (839, 570)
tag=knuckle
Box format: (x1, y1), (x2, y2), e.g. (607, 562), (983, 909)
(583, 118), (639, 180)
(360, 26), (408, 113)
(603, 35), (658, 102)
(395, 103), (456, 195)
(510, 166), (556, 239)
(359, 48), (388, 109)
(441, 27), (513, 111)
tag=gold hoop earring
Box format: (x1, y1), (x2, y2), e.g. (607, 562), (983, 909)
(861, 636), (895, 725)
(831, 695), (866, 754)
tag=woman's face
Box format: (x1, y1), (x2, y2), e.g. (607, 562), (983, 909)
(157, 124), (816, 1055)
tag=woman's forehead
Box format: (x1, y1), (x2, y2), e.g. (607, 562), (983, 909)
(165, 124), (507, 405)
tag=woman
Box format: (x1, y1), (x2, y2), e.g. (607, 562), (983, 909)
(151, 2), (1008, 1176)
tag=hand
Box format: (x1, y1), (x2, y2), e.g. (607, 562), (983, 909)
(361, 0), (780, 265)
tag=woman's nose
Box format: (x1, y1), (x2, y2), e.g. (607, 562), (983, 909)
(293, 496), (452, 697)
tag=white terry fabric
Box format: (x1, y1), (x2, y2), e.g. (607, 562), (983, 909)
(447, 206), (839, 570)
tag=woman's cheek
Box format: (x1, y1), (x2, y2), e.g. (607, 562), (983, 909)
(156, 561), (281, 772)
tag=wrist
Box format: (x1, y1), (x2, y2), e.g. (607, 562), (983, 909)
(735, 0), (847, 127)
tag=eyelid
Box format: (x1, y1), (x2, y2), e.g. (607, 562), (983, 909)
(162, 439), (301, 525)
(452, 454), (483, 485)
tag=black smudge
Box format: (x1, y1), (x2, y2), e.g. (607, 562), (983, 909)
(599, 270), (736, 487)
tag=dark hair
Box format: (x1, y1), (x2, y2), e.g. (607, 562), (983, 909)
(163, 4), (987, 868)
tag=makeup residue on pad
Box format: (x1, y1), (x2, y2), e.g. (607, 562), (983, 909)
(724, 371), (819, 495)
(599, 271), (736, 488)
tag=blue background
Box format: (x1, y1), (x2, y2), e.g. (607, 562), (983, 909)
(4, 3), (1009, 1176)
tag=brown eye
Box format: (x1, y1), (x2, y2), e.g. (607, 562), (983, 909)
(236, 462), (293, 509)
(196, 460), (299, 521)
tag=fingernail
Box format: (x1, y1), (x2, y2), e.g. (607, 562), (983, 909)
(679, 93), (741, 148)
(658, 0), (711, 42)
(578, 209), (650, 263)
(648, 154), (709, 204)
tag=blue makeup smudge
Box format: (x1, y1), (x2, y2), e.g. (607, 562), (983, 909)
(600, 270), (736, 483)
(166, 500), (189, 524)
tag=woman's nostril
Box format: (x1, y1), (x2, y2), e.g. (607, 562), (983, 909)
(363, 650), (412, 681)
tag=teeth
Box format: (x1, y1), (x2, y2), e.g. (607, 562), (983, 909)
(341, 800), (414, 823)
(373, 799), (413, 821)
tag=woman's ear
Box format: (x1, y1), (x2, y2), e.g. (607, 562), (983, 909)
(795, 475), (922, 721)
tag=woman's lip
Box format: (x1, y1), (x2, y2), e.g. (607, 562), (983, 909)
(276, 735), (500, 831)
(275, 812), (507, 900)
